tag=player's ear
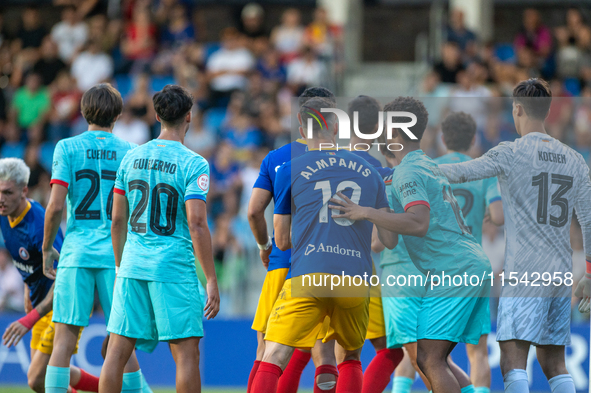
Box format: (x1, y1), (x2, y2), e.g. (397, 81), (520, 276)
(186, 111), (192, 123)
(470, 134), (476, 147)
(299, 125), (306, 140)
(155, 114), (161, 123)
(22, 185), (28, 197)
(332, 120), (338, 137)
(297, 112), (302, 126)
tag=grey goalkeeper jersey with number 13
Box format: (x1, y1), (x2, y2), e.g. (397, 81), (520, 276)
(439, 132), (591, 287)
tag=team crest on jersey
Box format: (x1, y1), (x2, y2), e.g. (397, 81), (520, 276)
(198, 174), (209, 191)
(19, 247), (30, 260)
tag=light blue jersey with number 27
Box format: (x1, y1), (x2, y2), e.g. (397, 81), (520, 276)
(114, 139), (209, 283)
(51, 131), (136, 268)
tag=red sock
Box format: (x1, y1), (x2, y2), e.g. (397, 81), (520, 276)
(277, 349), (312, 393)
(247, 360), (261, 393)
(70, 388), (78, 393)
(314, 364), (338, 393)
(252, 361), (283, 393)
(336, 360), (363, 393)
(72, 369), (99, 392)
(362, 348), (403, 393)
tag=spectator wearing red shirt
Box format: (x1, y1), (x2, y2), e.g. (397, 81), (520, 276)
(121, 6), (157, 73)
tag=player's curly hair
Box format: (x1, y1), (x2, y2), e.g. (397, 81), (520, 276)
(81, 83), (123, 128)
(153, 85), (194, 127)
(383, 97), (429, 141)
(512, 78), (552, 120)
(441, 111), (476, 152)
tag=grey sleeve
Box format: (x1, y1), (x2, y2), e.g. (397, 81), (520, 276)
(574, 159), (591, 261)
(439, 143), (513, 184)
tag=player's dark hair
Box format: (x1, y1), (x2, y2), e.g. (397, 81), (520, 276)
(81, 83), (123, 128)
(383, 97), (429, 141)
(348, 95), (381, 138)
(512, 78), (552, 120)
(298, 86), (336, 106)
(153, 84), (194, 127)
(441, 111), (476, 152)
(299, 96), (336, 139)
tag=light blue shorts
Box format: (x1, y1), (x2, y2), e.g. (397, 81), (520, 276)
(53, 267), (115, 327)
(417, 281), (491, 345)
(107, 277), (205, 343)
(383, 296), (422, 348)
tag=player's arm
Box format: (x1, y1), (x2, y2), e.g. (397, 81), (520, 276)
(439, 143), (512, 184)
(2, 282), (55, 348)
(187, 199), (220, 319)
(273, 214), (291, 251)
(24, 284), (31, 313)
(111, 192), (128, 269)
(574, 164), (591, 312)
(247, 187), (273, 269)
(42, 184), (67, 280)
(371, 225), (385, 253)
(487, 200), (504, 226)
(375, 208), (398, 249)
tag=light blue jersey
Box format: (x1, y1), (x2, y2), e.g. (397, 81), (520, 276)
(434, 152), (501, 244)
(390, 150), (490, 278)
(114, 139), (209, 283)
(51, 131), (136, 268)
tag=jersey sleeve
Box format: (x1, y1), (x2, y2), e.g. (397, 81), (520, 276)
(374, 175), (390, 210)
(573, 157), (591, 261)
(253, 153), (273, 191)
(392, 166), (430, 211)
(273, 162), (292, 215)
(50, 141), (71, 188)
(185, 157), (210, 202)
(114, 162), (126, 196)
(485, 177), (502, 206)
(439, 142), (513, 184)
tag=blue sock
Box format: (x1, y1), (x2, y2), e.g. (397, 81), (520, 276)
(140, 370), (153, 393)
(461, 385), (475, 393)
(474, 387), (491, 393)
(504, 369), (529, 393)
(122, 370), (143, 393)
(45, 366), (70, 393)
(548, 374), (575, 393)
(392, 376), (413, 393)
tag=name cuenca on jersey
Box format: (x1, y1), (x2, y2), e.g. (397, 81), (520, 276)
(274, 149), (389, 278)
(439, 132), (591, 278)
(434, 152), (501, 244)
(114, 139), (210, 283)
(0, 200), (63, 307)
(51, 131), (136, 268)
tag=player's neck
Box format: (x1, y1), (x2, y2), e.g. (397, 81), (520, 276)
(8, 197), (28, 221)
(88, 124), (113, 133)
(306, 138), (335, 150)
(396, 143), (421, 162)
(446, 149), (467, 155)
(158, 129), (185, 144)
(518, 119), (547, 137)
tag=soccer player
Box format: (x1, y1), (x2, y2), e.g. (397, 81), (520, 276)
(0, 158), (100, 393)
(99, 85), (220, 393)
(252, 96), (395, 393)
(329, 97), (491, 393)
(439, 78), (591, 393)
(42, 84), (150, 393)
(434, 111), (504, 393)
(345, 95), (404, 393)
(247, 86), (338, 393)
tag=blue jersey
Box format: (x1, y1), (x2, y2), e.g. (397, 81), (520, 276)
(390, 150), (490, 278)
(274, 149), (389, 278)
(114, 139), (210, 283)
(253, 140), (307, 271)
(351, 150), (393, 182)
(51, 131), (136, 268)
(0, 200), (63, 307)
(434, 152), (501, 244)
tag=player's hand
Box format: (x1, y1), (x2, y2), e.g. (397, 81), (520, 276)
(204, 281), (220, 320)
(328, 192), (369, 221)
(2, 320), (29, 348)
(575, 275), (591, 313)
(42, 247), (59, 280)
(260, 246), (272, 270)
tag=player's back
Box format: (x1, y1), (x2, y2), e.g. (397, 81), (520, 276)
(115, 139), (209, 283)
(391, 150), (489, 277)
(276, 149), (389, 278)
(494, 132), (589, 276)
(51, 131), (135, 267)
(434, 152), (500, 243)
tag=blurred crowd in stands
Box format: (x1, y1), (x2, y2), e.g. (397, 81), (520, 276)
(0, 2), (589, 318)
